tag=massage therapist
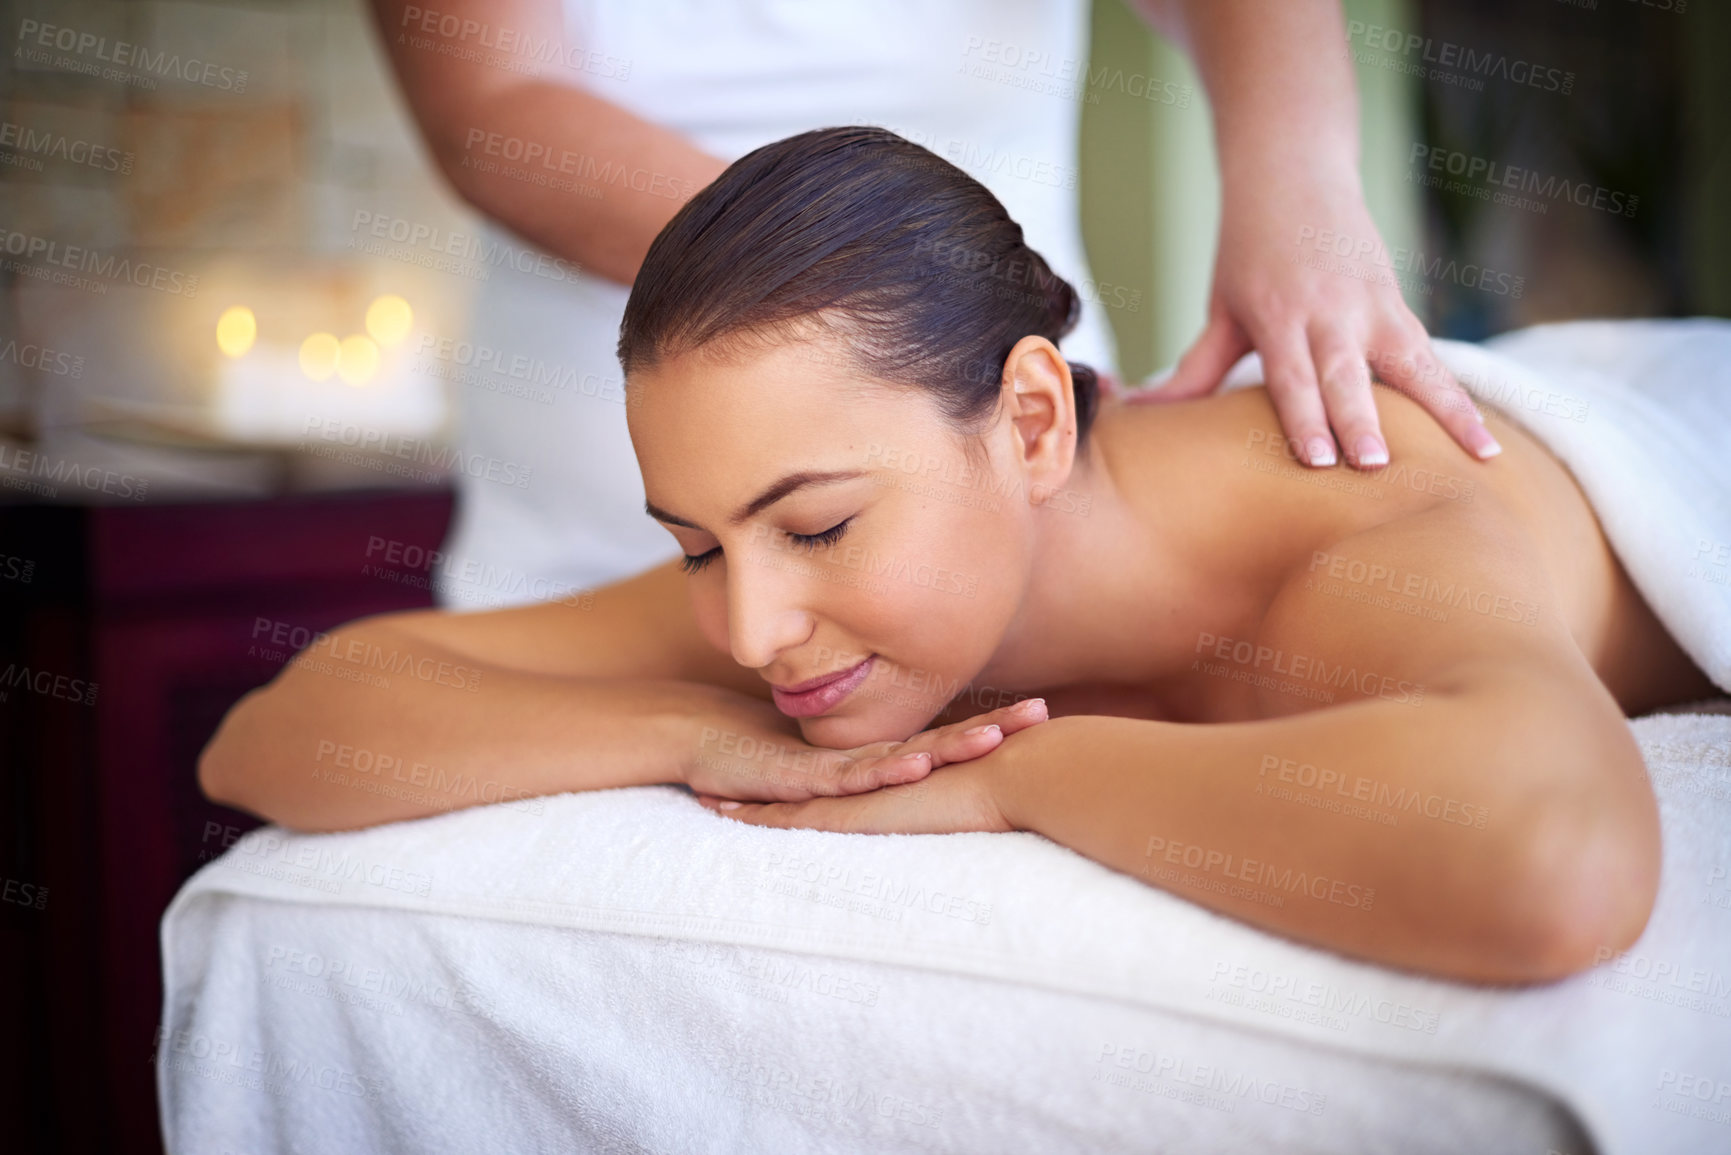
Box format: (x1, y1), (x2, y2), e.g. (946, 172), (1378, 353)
(368, 0), (1504, 604)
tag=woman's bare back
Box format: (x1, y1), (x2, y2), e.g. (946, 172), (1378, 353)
(1028, 383), (1717, 724)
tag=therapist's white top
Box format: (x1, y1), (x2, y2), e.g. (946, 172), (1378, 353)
(439, 0), (1118, 608)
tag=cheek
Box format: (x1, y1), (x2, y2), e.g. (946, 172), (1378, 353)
(901, 588), (1005, 680)
(934, 531), (1026, 681)
(860, 567), (1016, 697)
(691, 586), (731, 653)
(900, 498), (1025, 624)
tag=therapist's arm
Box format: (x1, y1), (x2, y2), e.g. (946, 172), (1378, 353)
(367, 0), (728, 285)
(1126, 0), (1503, 470)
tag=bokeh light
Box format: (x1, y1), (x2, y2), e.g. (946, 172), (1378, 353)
(298, 332), (341, 381)
(337, 334), (380, 385)
(215, 306), (257, 358)
(364, 294), (413, 347)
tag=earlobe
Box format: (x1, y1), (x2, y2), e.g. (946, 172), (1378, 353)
(1002, 336), (1077, 486)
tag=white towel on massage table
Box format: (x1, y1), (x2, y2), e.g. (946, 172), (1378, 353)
(159, 320), (1731, 1154)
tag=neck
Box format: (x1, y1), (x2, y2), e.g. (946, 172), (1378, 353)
(974, 413), (1223, 698)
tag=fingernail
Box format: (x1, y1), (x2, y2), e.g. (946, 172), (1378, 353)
(1306, 437), (1336, 467)
(897, 751), (931, 765)
(717, 800), (740, 810)
(1017, 697), (1046, 711)
(1354, 435), (1388, 467)
(1473, 431), (1503, 459)
(963, 724), (1001, 737)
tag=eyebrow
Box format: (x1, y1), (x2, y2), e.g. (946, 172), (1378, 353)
(644, 469), (868, 531)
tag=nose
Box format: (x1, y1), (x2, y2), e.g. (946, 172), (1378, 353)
(725, 547), (814, 670)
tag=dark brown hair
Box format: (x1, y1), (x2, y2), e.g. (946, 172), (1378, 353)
(618, 125), (1099, 456)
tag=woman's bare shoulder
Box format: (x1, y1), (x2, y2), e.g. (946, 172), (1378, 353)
(1254, 497), (1600, 716)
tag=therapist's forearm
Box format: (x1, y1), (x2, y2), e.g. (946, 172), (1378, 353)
(367, 0), (728, 285)
(1133, 0), (1361, 195)
(433, 81), (729, 285)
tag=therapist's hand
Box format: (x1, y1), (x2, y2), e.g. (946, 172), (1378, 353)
(1122, 0), (1502, 471)
(1132, 177), (1503, 470)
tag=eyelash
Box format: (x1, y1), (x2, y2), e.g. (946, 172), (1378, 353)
(679, 517), (855, 575)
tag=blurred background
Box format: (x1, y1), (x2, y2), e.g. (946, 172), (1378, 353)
(0, 0), (1724, 1150)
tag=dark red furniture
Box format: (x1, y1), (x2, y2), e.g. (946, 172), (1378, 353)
(0, 488), (454, 1155)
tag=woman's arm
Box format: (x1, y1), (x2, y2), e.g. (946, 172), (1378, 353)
(996, 683), (1652, 986)
(201, 561), (1043, 832)
(200, 651), (736, 834)
(1006, 504), (1658, 984)
(712, 506), (1660, 984)
(200, 560), (769, 830)
(367, 0), (728, 285)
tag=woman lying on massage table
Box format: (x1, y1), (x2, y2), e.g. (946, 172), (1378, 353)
(200, 127), (1718, 987)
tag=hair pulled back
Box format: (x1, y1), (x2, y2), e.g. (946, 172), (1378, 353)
(618, 125), (1099, 453)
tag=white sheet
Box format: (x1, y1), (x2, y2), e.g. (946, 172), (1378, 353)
(160, 321), (1731, 1153)
(159, 704), (1731, 1155)
(159, 890), (1595, 1153)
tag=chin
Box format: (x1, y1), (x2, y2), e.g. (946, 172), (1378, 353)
(798, 699), (939, 750)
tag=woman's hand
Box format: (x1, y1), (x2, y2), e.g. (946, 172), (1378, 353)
(694, 737), (1018, 835)
(680, 694), (1049, 805)
(1130, 176), (1502, 470)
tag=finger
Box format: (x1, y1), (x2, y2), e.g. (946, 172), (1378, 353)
(824, 749), (933, 797)
(1368, 326), (1503, 461)
(699, 745), (854, 803)
(921, 697), (1049, 768)
(1309, 324), (1387, 471)
(967, 696), (1049, 736)
(1138, 310), (1252, 403)
(1255, 324), (1338, 468)
(696, 790), (793, 825)
(840, 738), (986, 792)
(701, 797), (781, 825)
(929, 722), (1004, 768)
(708, 796), (857, 832)
(824, 697), (1051, 796)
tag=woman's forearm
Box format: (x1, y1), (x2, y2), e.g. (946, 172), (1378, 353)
(198, 620), (735, 832)
(992, 683), (1656, 983)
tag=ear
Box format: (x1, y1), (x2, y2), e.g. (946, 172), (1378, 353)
(999, 335), (1078, 505)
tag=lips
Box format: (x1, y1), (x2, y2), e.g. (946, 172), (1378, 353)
(770, 654), (876, 718)
(773, 662), (861, 694)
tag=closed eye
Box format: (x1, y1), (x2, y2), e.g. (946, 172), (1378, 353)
(678, 517), (855, 576)
(679, 547), (720, 575)
(789, 516), (853, 551)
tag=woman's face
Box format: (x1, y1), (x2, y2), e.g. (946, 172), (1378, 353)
(629, 331), (1047, 748)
